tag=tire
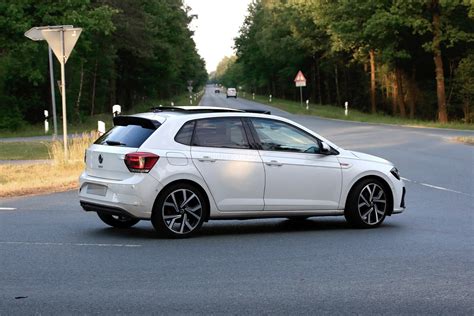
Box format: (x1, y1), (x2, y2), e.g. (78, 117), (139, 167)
(151, 183), (207, 238)
(344, 178), (389, 228)
(97, 212), (140, 228)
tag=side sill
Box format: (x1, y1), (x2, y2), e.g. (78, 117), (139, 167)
(209, 209), (344, 220)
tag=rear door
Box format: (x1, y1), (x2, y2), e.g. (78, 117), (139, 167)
(190, 117), (265, 211)
(85, 116), (159, 180)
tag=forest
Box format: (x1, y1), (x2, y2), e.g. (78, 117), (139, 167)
(0, 0), (207, 130)
(214, 0), (474, 123)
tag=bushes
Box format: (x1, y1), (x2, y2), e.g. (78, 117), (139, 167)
(0, 96), (25, 130)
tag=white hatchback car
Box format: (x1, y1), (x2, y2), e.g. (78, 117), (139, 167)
(226, 88), (237, 98)
(79, 106), (405, 237)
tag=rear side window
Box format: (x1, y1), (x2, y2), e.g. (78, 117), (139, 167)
(175, 121), (195, 145)
(193, 117), (250, 149)
(95, 125), (155, 148)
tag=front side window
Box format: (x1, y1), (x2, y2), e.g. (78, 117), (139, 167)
(193, 117), (250, 149)
(250, 118), (320, 153)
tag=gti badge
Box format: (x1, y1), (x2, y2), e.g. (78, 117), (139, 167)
(98, 154), (103, 164)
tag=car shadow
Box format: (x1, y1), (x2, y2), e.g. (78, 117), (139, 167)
(87, 217), (401, 240)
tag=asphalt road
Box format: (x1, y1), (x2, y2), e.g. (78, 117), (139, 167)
(0, 87), (473, 315)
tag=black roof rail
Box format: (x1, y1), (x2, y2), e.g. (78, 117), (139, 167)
(239, 109), (271, 115)
(149, 106), (270, 115)
(150, 106), (241, 113)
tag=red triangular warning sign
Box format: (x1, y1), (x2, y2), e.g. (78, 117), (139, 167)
(294, 70), (306, 82)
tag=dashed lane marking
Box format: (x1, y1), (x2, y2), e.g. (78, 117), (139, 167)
(0, 207), (16, 211)
(0, 241), (142, 248)
(402, 177), (473, 197)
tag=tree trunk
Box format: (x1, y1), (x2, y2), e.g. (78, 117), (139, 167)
(90, 59), (98, 117)
(432, 0), (448, 123)
(75, 61), (84, 123)
(316, 60), (322, 104)
(311, 56), (317, 103)
(404, 68), (418, 119)
(325, 78), (331, 105)
(395, 67), (407, 118)
(334, 64), (341, 106)
(391, 73), (398, 115)
(369, 49), (376, 113)
(463, 99), (471, 123)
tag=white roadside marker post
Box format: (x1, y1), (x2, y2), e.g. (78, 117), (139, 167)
(252, 93), (255, 100)
(306, 99), (309, 111)
(269, 94), (272, 103)
(44, 110), (49, 133)
(98, 121), (105, 136)
(112, 104), (121, 117)
(345, 101), (349, 116)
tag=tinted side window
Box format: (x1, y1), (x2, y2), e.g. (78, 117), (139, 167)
(250, 118), (320, 153)
(193, 118), (250, 149)
(175, 121), (195, 145)
(94, 125), (155, 148)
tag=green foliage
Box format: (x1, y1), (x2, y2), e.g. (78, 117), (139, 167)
(0, 0), (207, 129)
(222, 0), (474, 122)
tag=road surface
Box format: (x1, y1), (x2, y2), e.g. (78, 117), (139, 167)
(0, 87), (473, 314)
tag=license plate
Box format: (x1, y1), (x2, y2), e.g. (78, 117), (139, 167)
(86, 184), (107, 196)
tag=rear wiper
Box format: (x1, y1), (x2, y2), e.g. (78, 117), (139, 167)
(105, 140), (126, 146)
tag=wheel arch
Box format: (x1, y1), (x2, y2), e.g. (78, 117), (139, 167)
(152, 179), (212, 221)
(344, 174), (394, 216)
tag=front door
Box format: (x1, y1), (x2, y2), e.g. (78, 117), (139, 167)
(249, 118), (342, 211)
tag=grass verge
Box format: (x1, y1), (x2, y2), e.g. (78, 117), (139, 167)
(0, 132), (98, 198)
(453, 136), (474, 145)
(0, 141), (51, 160)
(244, 94), (474, 131)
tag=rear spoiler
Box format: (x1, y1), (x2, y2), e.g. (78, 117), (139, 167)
(113, 116), (160, 129)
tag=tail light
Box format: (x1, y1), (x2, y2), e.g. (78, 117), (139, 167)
(124, 152), (159, 173)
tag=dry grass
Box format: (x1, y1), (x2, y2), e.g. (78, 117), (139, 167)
(453, 136), (474, 145)
(0, 132), (99, 198)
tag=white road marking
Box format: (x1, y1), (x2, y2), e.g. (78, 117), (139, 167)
(0, 241), (141, 248)
(401, 177), (472, 197)
(0, 207), (16, 211)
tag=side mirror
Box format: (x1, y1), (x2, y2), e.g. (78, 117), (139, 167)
(320, 141), (331, 155)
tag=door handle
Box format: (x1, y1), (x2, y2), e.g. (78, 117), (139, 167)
(265, 160), (283, 166)
(198, 156), (216, 162)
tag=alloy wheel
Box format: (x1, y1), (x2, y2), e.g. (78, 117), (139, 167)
(357, 183), (387, 225)
(162, 189), (203, 235)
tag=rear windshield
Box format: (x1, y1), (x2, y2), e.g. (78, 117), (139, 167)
(94, 123), (156, 148)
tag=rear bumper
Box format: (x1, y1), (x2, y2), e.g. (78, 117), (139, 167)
(79, 171), (163, 219)
(80, 201), (144, 219)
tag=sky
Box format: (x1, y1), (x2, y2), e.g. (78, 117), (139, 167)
(185, 0), (252, 73)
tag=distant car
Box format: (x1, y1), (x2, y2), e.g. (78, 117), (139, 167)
(79, 106), (406, 238)
(226, 88), (237, 98)
(214, 88), (220, 93)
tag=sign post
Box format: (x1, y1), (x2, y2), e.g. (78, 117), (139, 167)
(294, 70), (307, 107)
(25, 26), (74, 139)
(25, 25), (81, 159)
